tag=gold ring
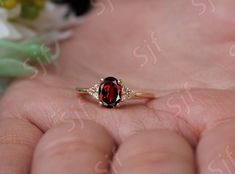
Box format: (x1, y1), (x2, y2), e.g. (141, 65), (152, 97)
(76, 76), (155, 108)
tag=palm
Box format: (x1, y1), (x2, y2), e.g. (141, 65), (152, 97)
(1, 0), (235, 174)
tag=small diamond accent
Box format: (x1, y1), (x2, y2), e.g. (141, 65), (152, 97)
(122, 87), (134, 102)
(88, 84), (99, 100)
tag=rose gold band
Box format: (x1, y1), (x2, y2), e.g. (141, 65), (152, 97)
(76, 88), (89, 94)
(76, 88), (155, 99)
(132, 91), (156, 99)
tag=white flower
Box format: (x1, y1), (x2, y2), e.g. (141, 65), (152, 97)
(0, 2), (81, 41)
(0, 6), (22, 40)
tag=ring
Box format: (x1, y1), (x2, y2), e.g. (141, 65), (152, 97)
(76, 76), (155, 108)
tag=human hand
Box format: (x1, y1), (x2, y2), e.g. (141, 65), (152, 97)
(0, 0), (235, 173)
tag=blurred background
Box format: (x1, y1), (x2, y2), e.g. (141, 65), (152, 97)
(53, 0), (92, 16)
(0, 0), (93, 96)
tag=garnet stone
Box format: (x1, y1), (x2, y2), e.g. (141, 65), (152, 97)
(98, 77), (122, 108)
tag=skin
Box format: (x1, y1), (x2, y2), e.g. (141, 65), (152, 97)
(0, 0), (235, 173)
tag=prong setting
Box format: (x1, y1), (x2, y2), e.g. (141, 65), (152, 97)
(116, 103), (121, 107)
(118, 79), (123, 85)
(98, 77), (122, 108)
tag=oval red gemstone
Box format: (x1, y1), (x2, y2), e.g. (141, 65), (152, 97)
(98, 77), (122, 108)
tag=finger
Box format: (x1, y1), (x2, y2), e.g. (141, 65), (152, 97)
(0, 118), (42, 174)
(111, 130), (195, 174)
(197, 120), (235, 174)
(31, 120), (116, 174)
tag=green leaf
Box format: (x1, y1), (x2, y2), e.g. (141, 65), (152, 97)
(21, 4), (40, 20)
(0, 39), (29, 60)
(0, 58), (37, 77)
(0, 39), (56, 63)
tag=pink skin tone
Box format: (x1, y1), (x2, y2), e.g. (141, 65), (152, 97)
(0, 0), (235, 173)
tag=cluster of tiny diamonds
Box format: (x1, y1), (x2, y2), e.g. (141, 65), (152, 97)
(87, 84), (99, 100)
(121, 87), (134, 102)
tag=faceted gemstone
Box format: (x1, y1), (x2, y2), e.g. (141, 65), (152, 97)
(98, 77), (122, 108)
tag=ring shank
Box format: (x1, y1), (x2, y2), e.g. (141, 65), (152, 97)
(76, 88), (155, 99)
(76, 88), (89, 94)
(132, 91), (156, 99)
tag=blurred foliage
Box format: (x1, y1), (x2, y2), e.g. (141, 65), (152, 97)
(0, 0), (46, 19)
(0, 37), (59, 77)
